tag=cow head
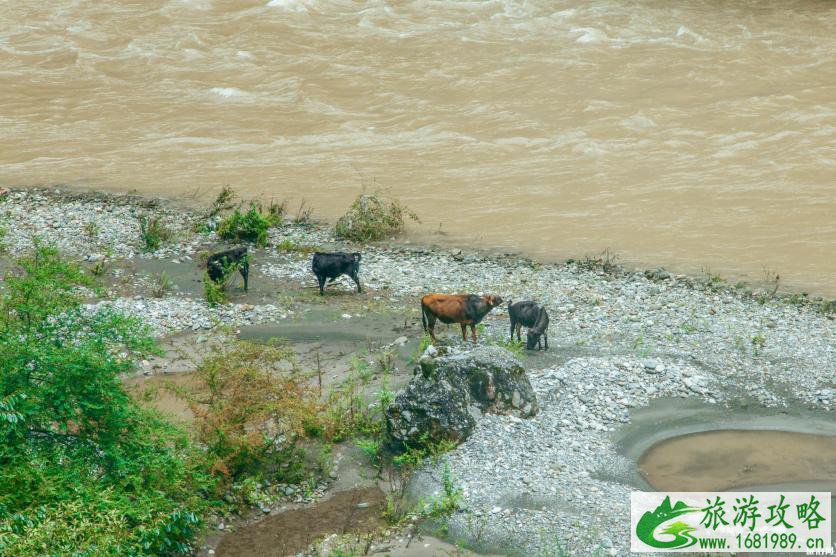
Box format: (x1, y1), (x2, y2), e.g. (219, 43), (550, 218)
(482, 295), (503, 308)
(526, 330), (541, 350)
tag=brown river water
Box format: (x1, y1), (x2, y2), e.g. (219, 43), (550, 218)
(1, 1), (835, 295)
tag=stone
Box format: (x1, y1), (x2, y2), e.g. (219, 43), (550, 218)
(386, 346), (538, 448)
(644, 267), (670, 281)
(385, 376), (475, 447)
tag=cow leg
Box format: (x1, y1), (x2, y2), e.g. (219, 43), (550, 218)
(509, 318), (515, 342)
(317, 275), (326, 295)
(425, 314), (438, 343)
(240, 260), (249, 292)
(470, 324), (477, 343)
(516, 323), (522, 342)
(460, 323), (467, 342)
(544, 332), (548, 351)
(350, 271), (362, 293)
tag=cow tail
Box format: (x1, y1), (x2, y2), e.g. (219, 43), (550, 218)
(421, 301), (428, 332)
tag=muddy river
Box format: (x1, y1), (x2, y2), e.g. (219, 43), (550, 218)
(1, 1), (834, 295)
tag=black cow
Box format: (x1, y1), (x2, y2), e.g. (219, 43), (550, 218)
(526, 306), (549, 351)
(207, 246), (249, 291)
(508, 300), (549, 350)
(311, 252), (362, 295)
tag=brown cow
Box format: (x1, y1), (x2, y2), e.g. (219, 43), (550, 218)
(421, 293), (504, 343)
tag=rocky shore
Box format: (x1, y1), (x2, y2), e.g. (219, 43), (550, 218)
(1, 187), (833, 556)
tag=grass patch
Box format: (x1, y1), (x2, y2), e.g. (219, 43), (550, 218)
(274, 239), (320, 254)
(203, 273), (228, 306)
(82, 221), (99, 238)
(151, 271), (172, 298)
(138, 213), (172, 252)
(575, 248), (619, 274)
(292, 199), (314, 226)
(495, 337), (525, 356)
(335, 192), (419, 242)
(217, 202), (273, 247)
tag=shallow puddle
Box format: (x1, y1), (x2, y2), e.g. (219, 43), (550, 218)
(215, 487), (385, 557)
(639, 429), (836, 493)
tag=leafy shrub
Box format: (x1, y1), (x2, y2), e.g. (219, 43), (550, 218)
(0, 245), (215, 556)
(335, 193), (419, 242)
(170, 341), (321, 482)
(202, 251), (248, 306)
(203, 273), (228, 306)
(216, 202), (271, 247)
(207, 186), (236, 220)
(138, 213), (171, 252)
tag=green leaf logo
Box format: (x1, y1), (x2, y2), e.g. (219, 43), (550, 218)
(636, 496), (700, 549)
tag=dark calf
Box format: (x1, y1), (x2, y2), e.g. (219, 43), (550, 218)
(508, 300), (549, 350)
(421, 293), (503, 343)
(508, 300), (539, 342)
(311, 252), (362, 295)
(207, 246), (249, 291)
(526, 307), (549, 351)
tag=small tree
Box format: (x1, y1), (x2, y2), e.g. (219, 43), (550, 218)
(171, 341), (321, 481)
(335, 193), (419, 242)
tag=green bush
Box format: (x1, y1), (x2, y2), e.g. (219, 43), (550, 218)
(138, 213), (171, 252)
(0, 245), (216, 556)
(203, 273), (228, 306)
(335, 193), (419, 242)
(216, 202), (271, 247)
(168, 341), (321, 483)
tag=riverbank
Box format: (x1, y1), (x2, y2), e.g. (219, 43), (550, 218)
(1, 187), (833, 556)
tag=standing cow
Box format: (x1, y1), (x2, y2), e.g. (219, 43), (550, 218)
(508, 300), (549, 350)
(311, 252), (362, 295)
(421, 293), (503, 343)
(207, 246), (249, 291)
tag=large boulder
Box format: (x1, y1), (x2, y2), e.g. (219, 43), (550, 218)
(386, 346), (538, 448)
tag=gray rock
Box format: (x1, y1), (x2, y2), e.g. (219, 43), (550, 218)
(385, 376), (475, 447)
(427, 346), (539, 418)
(386, 346), (538, 448)
(645, 267), (671, 281)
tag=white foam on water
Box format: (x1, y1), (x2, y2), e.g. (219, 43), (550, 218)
(552, 8), (576, 19)
(571, 27), (607, 44)
(210, 87), (248, 99)
(621, 112), (657, 131)
(266, 0), (308, 12)
(675, 25), (708, 44)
